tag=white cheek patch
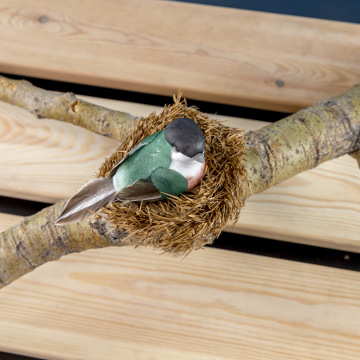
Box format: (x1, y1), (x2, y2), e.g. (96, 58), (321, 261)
(169, 148), (204, 179)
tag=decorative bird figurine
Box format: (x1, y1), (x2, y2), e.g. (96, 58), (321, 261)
(55, 117), (206, 225)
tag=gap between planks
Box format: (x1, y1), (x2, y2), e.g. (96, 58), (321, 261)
(0, 96), (359, 253)
(0, 0), (360, 112)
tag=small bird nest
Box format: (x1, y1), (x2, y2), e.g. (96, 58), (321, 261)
(98, 95), (250, 255)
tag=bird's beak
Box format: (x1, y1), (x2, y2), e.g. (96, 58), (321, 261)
(192, 152), (205, 163)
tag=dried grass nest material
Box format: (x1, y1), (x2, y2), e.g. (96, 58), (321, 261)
(98, 95), (250, 255)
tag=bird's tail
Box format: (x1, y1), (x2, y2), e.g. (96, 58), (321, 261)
(55, 177), (116, 225)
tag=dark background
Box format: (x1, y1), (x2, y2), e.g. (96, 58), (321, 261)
(175, 0), (360, 23)
(1, 1), (359, 359)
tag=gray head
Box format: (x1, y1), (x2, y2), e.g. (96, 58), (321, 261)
(164, 118), (205, 158)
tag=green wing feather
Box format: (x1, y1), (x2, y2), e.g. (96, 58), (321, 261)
(150, 167), (188, 199)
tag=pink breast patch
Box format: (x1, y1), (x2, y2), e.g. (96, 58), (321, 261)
(187, 161), (206, 190)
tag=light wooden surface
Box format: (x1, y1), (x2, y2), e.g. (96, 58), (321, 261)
(0, 100), (119, 202)
(1, 0), (360, 112)
(231, 155), (360, 251)
(1, 2), (360, 359)
(0, 237), (359, 360)
(0, 97), (359, 252)
(0, 213), (22, 232)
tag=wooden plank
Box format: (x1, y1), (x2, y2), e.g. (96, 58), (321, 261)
(0, 213), (22, 231)
(1, 245), (360, 359)
(0, 100), (119, 203)
(0, 98), (359, 252)
(228, 155), (360, 252)
(0, 0), (360, 112)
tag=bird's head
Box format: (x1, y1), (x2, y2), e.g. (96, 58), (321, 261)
(164, 117), (205, 162)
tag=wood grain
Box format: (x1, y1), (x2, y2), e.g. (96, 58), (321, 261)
(228, 155), (360, 252)
(0, 0), (360, 112)
(0, 97), (359, 252)
(0, 245), (360, 359)
(0, 100), (119, 203)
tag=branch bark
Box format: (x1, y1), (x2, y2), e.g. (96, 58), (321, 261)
(0, 76), (138, 142)
(0, 75), (359, 288)
(0, 200), (130, 286)
(245, 90), (360, 193)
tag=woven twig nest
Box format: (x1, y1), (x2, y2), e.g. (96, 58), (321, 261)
(98, 95), (250, 255)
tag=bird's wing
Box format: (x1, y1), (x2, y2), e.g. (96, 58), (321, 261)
(109, 131), (161, 177)
(116, 167), (188, 202)
(116, 179), (162, 201)
(150, 167), (189, 199)
(55, 177), (116, 225)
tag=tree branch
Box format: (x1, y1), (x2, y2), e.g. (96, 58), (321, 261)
(0, 199), (131, 286)
(0, 75), (138, 142)
(245, 90), (360, 193)
(0, 75), (359, 288)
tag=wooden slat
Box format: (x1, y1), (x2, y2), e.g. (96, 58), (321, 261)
(0, 243), (360, 359)
(0, 98), (359, 252)
(230, 155), (360, 251)
(0, 0), (360, 112)
(0, 213), (22, 231)
(0, 99), (120, 203)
